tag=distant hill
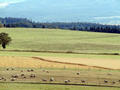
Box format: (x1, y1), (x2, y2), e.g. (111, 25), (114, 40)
(0, 17), (120, 34)
(0, 17), (32, 24)
(0, 17), (34, 28)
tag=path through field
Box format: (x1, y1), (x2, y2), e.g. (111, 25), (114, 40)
(36, 56), (120, 70)
(0, 56), (120, 70)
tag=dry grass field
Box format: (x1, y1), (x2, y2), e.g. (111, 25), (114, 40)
(39, 56), (120, 70)
(0, 56), (120, 70)
(0, 66), (120, 88)
(0, 56), (88, 69)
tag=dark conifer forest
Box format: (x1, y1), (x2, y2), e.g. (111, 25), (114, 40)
(0, 17), (120, 34)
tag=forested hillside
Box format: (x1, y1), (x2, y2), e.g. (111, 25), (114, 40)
(0, 17), (120, 34)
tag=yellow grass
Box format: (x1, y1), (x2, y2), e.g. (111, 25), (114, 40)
(0, 56), (88, 69)
(40, 56), (120, 69)
(1, 56), (119, 69)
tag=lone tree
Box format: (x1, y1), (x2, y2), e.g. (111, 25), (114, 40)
(0, 32), (12, 49)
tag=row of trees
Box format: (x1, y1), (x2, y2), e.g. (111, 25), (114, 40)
(0, 17), (120, 49)
(1, 17), (120, 34)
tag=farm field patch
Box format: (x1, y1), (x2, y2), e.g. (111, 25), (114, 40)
(0, 28), (120, 53)
(0, 83), (119, 90)
(0, 67), (120, 88)
(0, 28), (120, 89)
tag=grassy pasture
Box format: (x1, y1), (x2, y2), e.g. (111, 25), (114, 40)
(0, 28), (120, 89)
(0, 51), (120, 69)
(0, 68), (120, 89)
(0, 56), (86, 69)
(0, 83), (120, 90)
(0, 28), (120, 53)
(0, 68), (120, 86)
(0, 83), (119, 90)
(0, 28), (120, 69)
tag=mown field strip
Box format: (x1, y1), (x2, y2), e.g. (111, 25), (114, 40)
(0, 56), (87, 69)
(0, 55), (119, 70)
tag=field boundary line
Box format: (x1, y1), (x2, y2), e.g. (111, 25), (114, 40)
(0, 82), (120, 88)
(0, 50), (119, 56)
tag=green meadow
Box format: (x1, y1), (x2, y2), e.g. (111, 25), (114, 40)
(0, 83), (119, 90)
(0, 28), (120, 90)
(0, 28), (120, 53)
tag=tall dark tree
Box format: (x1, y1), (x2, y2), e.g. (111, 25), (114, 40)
(0, 32), (12, 49)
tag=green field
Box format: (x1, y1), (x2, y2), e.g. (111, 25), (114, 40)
(0, 67), (120, 90)
(0, 28), (120, 90)
(0, 28), (120, 53)
(0, 28), (120, 69)
(0, 83), (119, 90)
(1, 51), (120, 60)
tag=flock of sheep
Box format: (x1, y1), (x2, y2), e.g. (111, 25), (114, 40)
(0, 68), (119, 86)
(0, 68), (56, 83)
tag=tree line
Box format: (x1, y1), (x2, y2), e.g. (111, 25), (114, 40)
(1, 17), (120, 33)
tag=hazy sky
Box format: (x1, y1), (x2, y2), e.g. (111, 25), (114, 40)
(0, 0), (120, 24)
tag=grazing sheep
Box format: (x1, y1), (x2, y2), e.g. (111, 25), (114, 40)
(15, 75), (19, 78)
(1, 77), (4, 80)
(11, 75), (19, 78)
(11, 68), (14, 70)
(23, 76), (26, 79)
(64, 80), (69, 84)
(42, 79), (47, 82)
(3, 78), (6, 81)
(50, 77), (54, 82)
(46, 71), (49, 73)
(21, 74), (25, 77)
(11, 78), (16, 81)
(104, 80), (108, 83)
(20, 70), (23, 72)
(0, 77), (5, 81)
(42, 70), (49, 73)
(81, 80), (85, 83)
(68, 80), (71, 82)
(27, 69), (34, 72)
(42, 70), (45, 72)
(112, 81), (116, 84)
(30, 74), (36, 78)
(27, 69), (30, 72)
(76, 72), (80, 75)
(107, 73), (112, 75)
(31, 69), (34, 72)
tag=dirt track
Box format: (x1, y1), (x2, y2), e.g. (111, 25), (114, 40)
(37, 56), (120, 70)
(32, 57), (113, 70)
(0, 56), (119, 70)
(0, 56), (87, 69)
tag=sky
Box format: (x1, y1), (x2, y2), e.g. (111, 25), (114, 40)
(0, 0), (120, 24)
